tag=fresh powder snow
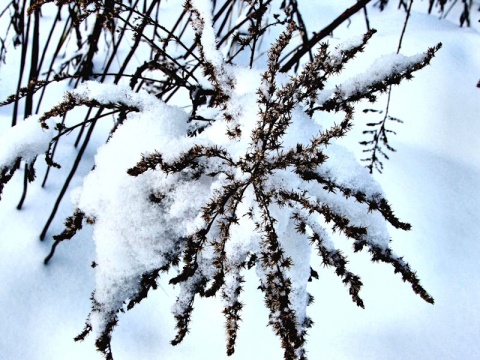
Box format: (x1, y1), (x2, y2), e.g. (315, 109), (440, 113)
(0, 2), (478, 360)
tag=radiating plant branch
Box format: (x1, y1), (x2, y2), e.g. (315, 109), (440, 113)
(0, 2), (441, 360)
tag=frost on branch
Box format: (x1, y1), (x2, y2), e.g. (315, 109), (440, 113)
(2, 5), (440, 360)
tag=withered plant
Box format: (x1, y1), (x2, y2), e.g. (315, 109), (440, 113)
(0, 1), (442, 359)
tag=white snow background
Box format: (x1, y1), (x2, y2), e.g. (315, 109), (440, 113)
(0, 1), (479, 359)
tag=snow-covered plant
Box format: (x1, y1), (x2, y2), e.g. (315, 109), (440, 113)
(0, 1), (442, 359)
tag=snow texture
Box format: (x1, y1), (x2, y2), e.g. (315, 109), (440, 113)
(67, 49), (403, 342)
(0, 116), (55, 168)
(1, 2), (479, 360)
(71, 83), (198, 333)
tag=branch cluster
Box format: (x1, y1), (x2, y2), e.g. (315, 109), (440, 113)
(62, 10), (438, 359)
(0, 2), (441, 360)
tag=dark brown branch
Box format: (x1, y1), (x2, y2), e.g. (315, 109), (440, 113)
(279, 0), (373, 73)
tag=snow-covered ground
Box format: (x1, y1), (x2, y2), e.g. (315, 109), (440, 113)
(0, 2), (479, 359)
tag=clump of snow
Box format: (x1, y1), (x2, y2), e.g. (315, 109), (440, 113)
(0, 116), (55, 168)
(278, 217), (312, 328)
(320, 143), (384, 199)
(73, 81), (160, 113)
(328, 35), (368, 67)
(336, 53), (426, 99)
(69, 83), (215, 333)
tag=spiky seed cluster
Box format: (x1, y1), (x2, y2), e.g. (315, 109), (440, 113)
(117, 18), (437, 360)
(0, 2), (440, 360)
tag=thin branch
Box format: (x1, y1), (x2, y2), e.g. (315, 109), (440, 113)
(279, 0), (373, 73)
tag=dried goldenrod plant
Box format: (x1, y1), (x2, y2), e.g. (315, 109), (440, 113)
(0, 1), (442, 359)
